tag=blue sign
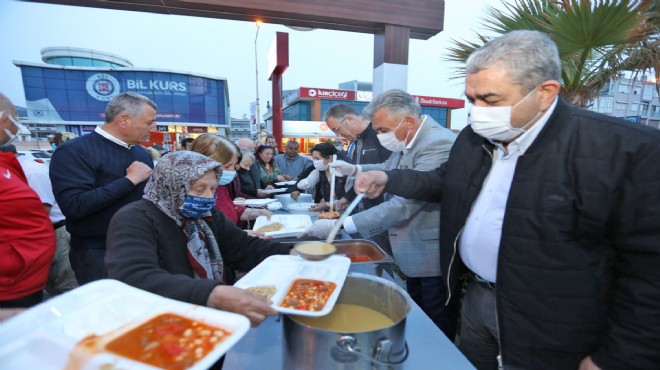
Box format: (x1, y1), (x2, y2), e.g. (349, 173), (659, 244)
(19, 65), (228, 125)
(624, 116), (640, 124)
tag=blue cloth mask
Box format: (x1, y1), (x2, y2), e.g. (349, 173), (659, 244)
(217, 170), (236, 185)
(180, 195), (215, 218)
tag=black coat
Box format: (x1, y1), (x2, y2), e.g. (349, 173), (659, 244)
(238, 162), (262, 197)
(105, 200), (291, 306)
(344, 122), (392, 210)
(385, 99), (660, 369)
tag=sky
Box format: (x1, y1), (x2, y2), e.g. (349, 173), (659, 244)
(0, 0), (503, 129)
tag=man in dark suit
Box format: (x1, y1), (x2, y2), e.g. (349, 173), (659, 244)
(355, 30), (660, 370)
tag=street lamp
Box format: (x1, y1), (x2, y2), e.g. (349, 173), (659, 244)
(254, 20), (262, 136)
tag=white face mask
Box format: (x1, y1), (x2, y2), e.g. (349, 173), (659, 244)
(0, 111), (26, 146)
(469, 87), (541, 142)
(377, 117), (410, 152)
(313, 159), (327, 171)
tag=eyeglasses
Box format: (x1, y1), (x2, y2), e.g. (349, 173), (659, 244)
(329, 116), (348, 134)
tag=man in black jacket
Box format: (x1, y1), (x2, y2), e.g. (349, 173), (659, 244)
(355, 30), (660, 370)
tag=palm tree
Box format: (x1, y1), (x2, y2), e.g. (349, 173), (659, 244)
(445, 0), (659, 107)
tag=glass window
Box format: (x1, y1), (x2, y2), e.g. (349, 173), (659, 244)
(22, 67), (44, 78)
(283, 101), (312, 121)
(617, 83), (631, 94)
(71, 57), (93, 67)
(642, 85), (655, 100)
(615, 102), (628, 111)
(421, 107), (448, 127)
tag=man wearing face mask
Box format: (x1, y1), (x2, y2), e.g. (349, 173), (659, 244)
(303, 89), (459, 339)
(355, 30), (660, 370)
(0, 92), (56, 310)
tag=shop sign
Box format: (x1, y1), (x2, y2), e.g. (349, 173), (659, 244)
(299, 87), (355, 101)
(412, 95), (465, 109)
(187, 126), (208, 134)
(356, 91), (373, 102)
(282, 120), (337, 138)
(157, 125), (169, 132)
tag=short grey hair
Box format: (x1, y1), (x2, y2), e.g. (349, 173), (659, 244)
(240, 148), (255, 161)
(466, 30), (561, 94)
(362, 89), (421, 121)
(105, 92), (157, 123)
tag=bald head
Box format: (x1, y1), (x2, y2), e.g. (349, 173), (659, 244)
(236, 138), (256, 152)
(0, 93), (15, 115)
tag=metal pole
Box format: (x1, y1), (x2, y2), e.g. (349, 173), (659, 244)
(255, 21), (262, 139)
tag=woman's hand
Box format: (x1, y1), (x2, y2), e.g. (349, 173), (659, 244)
(281, 174), (293, 181)
(290, 191), (301, 201)
(240, 208), (273, 222)
(309, 200), (328, 212)
(334, 198), (348, 211)
(276, 175), (286, 182)
(207, 285), (278, 327)
(245, 230), (273, 240)
(256, 189), (269, 198)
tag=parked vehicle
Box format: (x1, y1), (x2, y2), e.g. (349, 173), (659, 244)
(17, 150), (51, 166)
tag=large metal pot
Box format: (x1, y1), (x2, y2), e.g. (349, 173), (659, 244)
(283, 273), (411, 370)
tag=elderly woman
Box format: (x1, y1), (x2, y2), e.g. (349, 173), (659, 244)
(190, 134), (271, 229)
(105, 151), (293, 326)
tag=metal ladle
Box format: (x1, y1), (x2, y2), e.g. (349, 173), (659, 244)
(325, 192), (365, 244)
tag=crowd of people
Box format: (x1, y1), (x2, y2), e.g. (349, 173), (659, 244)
(1, 30), (659, 370)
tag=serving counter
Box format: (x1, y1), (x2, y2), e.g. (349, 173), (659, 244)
(223, 267), (476, 370)
(233, 204), (475, 369)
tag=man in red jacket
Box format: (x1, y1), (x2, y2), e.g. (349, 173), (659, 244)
(0, 92), (55, 310)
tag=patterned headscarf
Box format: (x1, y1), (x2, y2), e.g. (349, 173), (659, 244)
(144, 151), (225, 280)
(144, 151), (221, 225)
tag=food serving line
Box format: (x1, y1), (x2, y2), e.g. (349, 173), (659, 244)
(225, 195), (476, 370)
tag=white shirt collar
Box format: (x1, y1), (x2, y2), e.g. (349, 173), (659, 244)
(494, 97), (558, 155)
(95, 126), (132, 149)
(405, 115), (427, 150)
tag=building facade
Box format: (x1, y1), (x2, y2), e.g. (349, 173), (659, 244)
(589, 74), (660, 128)
(14, 47), (230, 150)
(264, 85), (465, 152)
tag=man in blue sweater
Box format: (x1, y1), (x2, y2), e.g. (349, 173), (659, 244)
(50, 92), (156, 284)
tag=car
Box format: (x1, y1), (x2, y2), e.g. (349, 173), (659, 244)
(17, 150), (52, 166)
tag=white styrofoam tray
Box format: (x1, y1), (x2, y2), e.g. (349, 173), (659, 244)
(233, 198), (276, 207)
(252, 214), (312, 238)
(0, 280), (250, 370)
(235, 254), (351, 317)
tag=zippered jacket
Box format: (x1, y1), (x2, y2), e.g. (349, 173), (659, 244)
(384, 99), (660, 369)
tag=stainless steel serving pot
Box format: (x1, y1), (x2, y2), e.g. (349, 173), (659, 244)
(283, 273), (412, 370)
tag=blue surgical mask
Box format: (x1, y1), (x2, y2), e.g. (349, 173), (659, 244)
(217, 170), (236, 185)
(180, 195), (216, 218)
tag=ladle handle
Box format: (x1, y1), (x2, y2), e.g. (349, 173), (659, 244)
(325, 192), (364, 244)
(336, 336), (409, 366)
(329, 154), (337, 212)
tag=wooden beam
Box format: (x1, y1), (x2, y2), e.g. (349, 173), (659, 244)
(25, 0), (445, 39)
